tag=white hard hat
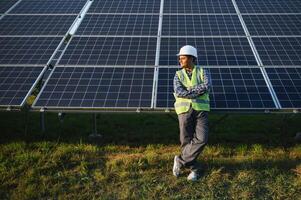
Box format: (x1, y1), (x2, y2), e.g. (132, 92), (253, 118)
(177, 45), (198, 58)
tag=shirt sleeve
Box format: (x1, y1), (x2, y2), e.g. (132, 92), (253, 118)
(192, 68), (212, 94)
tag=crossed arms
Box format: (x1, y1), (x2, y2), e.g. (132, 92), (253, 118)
(173, 69), (211, 99)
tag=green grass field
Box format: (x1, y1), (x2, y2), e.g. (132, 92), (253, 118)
(0, 111), (300, 199)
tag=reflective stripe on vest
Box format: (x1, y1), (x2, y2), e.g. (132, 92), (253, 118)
(174, 66), (210, 114)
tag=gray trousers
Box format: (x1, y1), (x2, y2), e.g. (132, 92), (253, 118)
(177, 108), (209, 171)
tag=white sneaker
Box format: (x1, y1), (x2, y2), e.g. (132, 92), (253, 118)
(173, 156), (181, 177)
(187, 171), (199, 181)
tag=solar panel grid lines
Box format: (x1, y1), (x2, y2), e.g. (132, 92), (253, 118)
(252, 37), (301, 66)
(0, 0), (19, 14)
(163, 0), (236, 14)
(0, 15), (77, 36)
(161, 15), (245, 36)
(1, 0), (300, 112)
(242, 14), (301, 36)
(156, 67), (276, 109)
(0, 66), (44, 106)
(159, 37), (258, 66)
(33, 66), (155, 109)
(10, 0), (88, 14)
(58, 36), (157, 66)
(75, 14), (159, 36)
(235, 0), (301, 14)
(0, 36), (63, 65)
(88, 0), (161, 14)
(266, 67), (301, 109)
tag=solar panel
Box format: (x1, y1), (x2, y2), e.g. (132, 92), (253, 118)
(0, 66), (44, 107)
(243, 15), (301, 36)
(59, 37), (157, 66)
(0, 15), (77, 36)
(10, 0), (87, 14)
(164, 0), (236, 14)
(253, 37), (301, 66)
(33, 67), (154, 108)
(0, 37), (62, 65)
(88, 0), (161, 14)
(156, 67), (276, 109)
(76, 14), (159, 36)
(0, 0), (18, 13)
(162, 15), (245, 36)
(266, 67), (301, 109)
(236, 0), (301, 13)
(159, 37), (257, 66)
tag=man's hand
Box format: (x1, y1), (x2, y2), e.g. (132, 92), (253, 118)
(187, 84), (207, 96)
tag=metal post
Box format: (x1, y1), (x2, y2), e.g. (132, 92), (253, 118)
(88, 113), (102, 141)
(40, 112), (45, 133)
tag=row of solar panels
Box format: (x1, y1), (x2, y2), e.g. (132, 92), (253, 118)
(1, 36), (300, 66)
(0, 0), (300, 112)
(1, 14), (301, 36)
(1, 66), (300, 110)
(1, 0), (301, 14)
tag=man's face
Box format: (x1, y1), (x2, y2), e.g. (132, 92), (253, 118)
(179, 55), (193, 68)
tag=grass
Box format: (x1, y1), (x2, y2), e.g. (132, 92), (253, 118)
(0, 111), (301, 199)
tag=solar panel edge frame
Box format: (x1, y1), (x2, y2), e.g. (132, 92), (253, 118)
(265, 67), (301, 110)
(231, 0), (282, 110)
(19, 66), (48, 108)
(151, 0), (164, 109)
(31, 66), (57, 110)
(68, 0), (93, 35)
(0, 66), (46, 109)
(30, 33), (79, 109)
(0, 0), (22, 19)
(259, 67), (282, 109)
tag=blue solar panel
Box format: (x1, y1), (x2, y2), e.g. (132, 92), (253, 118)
(0, 0), (18, 13)
(162, 15), (245, 36)
(0, 15), (77, 36)
(0, 66), (44, 106)
(0, 37), (62, 65)
(156, 67), (276, 109)
(160, 37), (257, 66)
(10, 0), (87, 14)
(253, 37), (301, 66)
(243, 15), (301, 36)
(59, 37), (157, 66)
(76, 14), (159, 36)
(164, 0), (236, 14)
(266, 67), (301, 109)
(88, 0), (161, 14)
(33, 67), (154, 108)
(236, 0), (301, 13)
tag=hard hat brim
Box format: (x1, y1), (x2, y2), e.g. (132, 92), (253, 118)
(176, 53), (197, 58)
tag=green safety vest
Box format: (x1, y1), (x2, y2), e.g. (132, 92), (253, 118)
(174, 66), (210, 115)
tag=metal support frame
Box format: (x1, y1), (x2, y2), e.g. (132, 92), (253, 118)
(40, 111), (45, 133)
(88, 113), (102, 141)
(151, 0), (164, 109)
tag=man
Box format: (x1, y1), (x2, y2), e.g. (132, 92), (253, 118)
(172, 45), (211, 181)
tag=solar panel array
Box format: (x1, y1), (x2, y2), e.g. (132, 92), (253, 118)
(0, 0), (83, 108)
(157, 67), (276, 109)
(0, 0), (300, 111)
